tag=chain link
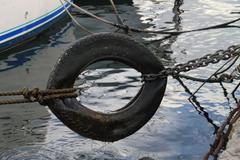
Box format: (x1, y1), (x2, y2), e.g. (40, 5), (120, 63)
(1, 45), (240, 105)
(142, 45), (240, 81)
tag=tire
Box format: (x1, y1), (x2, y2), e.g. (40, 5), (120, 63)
(47, 32), (167, 142)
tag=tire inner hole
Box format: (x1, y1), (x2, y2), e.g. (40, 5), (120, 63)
(74, 60), (142, 113)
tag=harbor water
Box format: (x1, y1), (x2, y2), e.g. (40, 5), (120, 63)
(0, 0), (240, 159)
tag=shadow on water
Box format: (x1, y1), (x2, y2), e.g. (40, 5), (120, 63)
(0, 5), (74, 158)
(176, 77), (219, 133)
(0, 17), (73, 72)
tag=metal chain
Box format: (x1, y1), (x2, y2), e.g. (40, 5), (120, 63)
(1, 45), (240, 105)
(142, 45), (240, 81)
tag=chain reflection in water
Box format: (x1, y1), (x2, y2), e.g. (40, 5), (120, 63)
(74, 61), (142, 113)
(176, 77), (219, 132)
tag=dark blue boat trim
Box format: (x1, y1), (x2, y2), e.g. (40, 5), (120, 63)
(0, 2), (71, 52)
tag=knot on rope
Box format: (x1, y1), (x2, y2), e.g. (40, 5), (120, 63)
(0, 88), (78, 105)
(22, 88), (45, 105)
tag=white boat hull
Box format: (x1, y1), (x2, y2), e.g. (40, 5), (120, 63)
(0, 0), (71, 52)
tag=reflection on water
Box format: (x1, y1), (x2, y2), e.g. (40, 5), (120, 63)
(0, 20), (73, 72)
(74, 61), (142, 113)
(0, 0), (240, 159)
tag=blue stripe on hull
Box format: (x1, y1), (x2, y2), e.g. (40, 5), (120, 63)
(0, 2), (71, 52)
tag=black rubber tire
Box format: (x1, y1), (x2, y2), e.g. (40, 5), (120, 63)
(47, 32), (167, 142)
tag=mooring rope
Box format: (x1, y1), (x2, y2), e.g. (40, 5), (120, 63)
(0, 44), (239, 106)
(109, 0), (124, 25)
(0, 88), (77, 105)
(0, 1), (239, 158)
(59, 0), (93, 34)
(62, 0), (175, 33)
(63, 0), (240, 35)
(60, 1), (240, 158)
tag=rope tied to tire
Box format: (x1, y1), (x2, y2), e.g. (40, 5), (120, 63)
(0, 88), (77, 105)
(0, 33), (240, 142)
(46, 33), (167, 142)
(46, 33), (240, 142)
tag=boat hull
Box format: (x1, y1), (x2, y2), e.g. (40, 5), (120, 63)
(0, 0), (71, 52)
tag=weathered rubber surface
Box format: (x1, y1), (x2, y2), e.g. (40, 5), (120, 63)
(47, 32), (167, 142)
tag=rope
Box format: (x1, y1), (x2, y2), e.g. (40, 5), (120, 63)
(109, 0), (124, 25)
(178, 74), (221, 83)
(63, 0), (240, 35)
(0, 88), (77, 106)
(59, 0), (93, 34)
(204, 102), (240, 160)
(63, 0), (174, 34)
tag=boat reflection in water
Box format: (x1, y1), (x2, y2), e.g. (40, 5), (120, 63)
(0, 1), (145, 160)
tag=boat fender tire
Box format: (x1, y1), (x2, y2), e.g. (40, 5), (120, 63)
(47, 32), (167, 142)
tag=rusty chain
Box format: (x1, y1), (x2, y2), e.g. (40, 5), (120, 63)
(0, 2), (238, 159)
(204, 102), (240, 160)
(0, 45), (239, 106)
(142, 45), (240, 81)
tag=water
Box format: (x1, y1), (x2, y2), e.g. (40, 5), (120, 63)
(0, 0), (240, 159)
